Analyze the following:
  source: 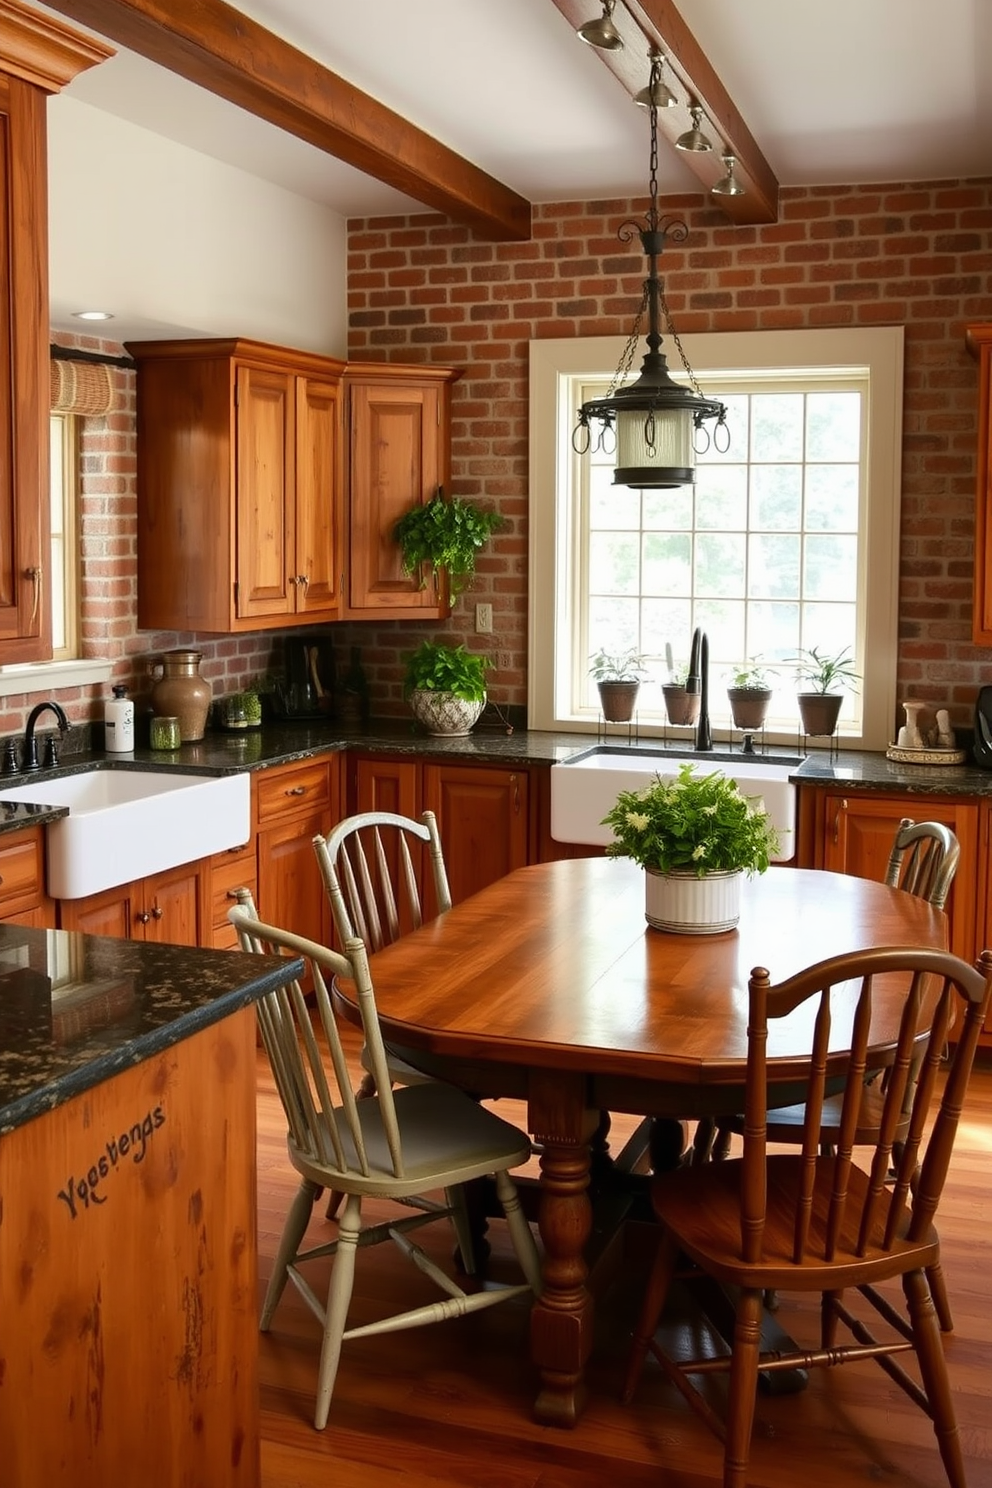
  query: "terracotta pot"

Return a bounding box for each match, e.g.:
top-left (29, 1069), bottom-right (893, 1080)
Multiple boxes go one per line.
top-left (644, 867), bottom-right (743, 934)
top-left (797, 691), bottom-right (844, 737)
top-left (662, 685), bottom-right (700, 728)
top-left (727, 686), bottom-right (772, 732)
top-left (597, 680), bottom-right (640, 723)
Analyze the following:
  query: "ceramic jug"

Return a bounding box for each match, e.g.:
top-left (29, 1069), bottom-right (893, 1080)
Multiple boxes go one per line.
top-left (150, 649), bottom-right (212, 741)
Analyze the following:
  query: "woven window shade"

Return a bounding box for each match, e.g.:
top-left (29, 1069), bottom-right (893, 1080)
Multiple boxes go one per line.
top-left (50, 357), bottom-right (115, 416)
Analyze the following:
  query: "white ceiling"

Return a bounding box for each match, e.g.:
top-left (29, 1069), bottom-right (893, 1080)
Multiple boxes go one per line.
top-left (53, 0), bottom-right (992, 217)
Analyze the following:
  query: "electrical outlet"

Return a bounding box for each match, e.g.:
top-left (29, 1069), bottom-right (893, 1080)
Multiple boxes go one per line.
top-left (475, 602), bottom-right (493, 633)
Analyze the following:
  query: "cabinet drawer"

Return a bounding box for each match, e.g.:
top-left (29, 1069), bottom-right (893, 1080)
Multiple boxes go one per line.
top-left (0, 829), bottom-right (45, 914)
top-left (210, 842), bottom-right (258, 937)
top-left (255, 761), bottom-right (331, 826)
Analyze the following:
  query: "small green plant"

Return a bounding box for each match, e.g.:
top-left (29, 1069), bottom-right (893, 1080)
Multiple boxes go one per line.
top-left (588, 648), bottom-right (648, 683)
top-left (728, 658), bottom-right (775, 690)
top-left (794, 645), bottom-right (860, 695)
top-left (393, 489), bottom-right (506, 602)
top-left (665, 660), bottom-right (690, 688)
top-left (601, 762), bottom-right (780, 878)
top-left (402, 640), bottom-right (491, 703)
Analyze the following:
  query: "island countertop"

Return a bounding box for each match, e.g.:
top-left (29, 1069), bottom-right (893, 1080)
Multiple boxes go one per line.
top-left (0, 922), bottom-right (300, 1134)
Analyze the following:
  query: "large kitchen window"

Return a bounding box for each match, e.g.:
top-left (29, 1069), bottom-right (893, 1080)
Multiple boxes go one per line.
top-left (528, 327), bottom-right (904, 751)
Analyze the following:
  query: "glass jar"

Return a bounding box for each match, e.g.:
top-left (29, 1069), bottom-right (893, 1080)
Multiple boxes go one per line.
top-left (150, 649), bottom-right (212, 742)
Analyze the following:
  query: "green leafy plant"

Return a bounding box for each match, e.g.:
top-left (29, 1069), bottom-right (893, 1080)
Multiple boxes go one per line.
top-left (601, 762), bottom-right (780, 878)
top-left (402, 640), bottom-right (491, 703)
top-left (393, 489), bottom-right (506, 602)
top-left (665, 660), bottom-right (690, 688)
top-left (794, 645), bottom-right (860, 695)
top-left (588, 648), bottom-right (648, 683)
top-left (728, 658), bottom-right (775, 690)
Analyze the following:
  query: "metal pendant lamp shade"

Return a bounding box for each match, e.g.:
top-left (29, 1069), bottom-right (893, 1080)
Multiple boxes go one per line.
top-left (712, 153), bottom-right (745, 196)
top-left (675, 103), bottom-right (713, 153)
top-left (634, 54), bottom-right (676, 109)
top-left (572, 56), bottom-right (727, 489)
top-left (577, 0), bottom-right (623, 50)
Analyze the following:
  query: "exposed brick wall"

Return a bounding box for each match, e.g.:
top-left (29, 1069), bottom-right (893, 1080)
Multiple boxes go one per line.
top-left (341, 179), bottom-right (992, 729)
top-left (7, 179), bottom-right (990, 740)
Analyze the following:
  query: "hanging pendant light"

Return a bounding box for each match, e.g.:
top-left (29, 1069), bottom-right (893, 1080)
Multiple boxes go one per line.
top-left (675, 103), bottom-right (713, 153)
top-left (576, 0), bottom-right (623, 50)
top-left (634, 51), bottom-right (676, 109)
top-left (572, 55), bottom-right (728, 489)
top-left (712, 153), bottom-right (745, 196)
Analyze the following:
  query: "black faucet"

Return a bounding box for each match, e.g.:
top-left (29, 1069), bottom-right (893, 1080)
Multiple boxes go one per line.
top-left (21, 700), bottom-right (70, 772)
top-left (686, 627), bottom-right (712, 752)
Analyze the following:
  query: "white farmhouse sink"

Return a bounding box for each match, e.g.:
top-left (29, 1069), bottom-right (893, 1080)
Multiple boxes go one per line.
top-left (550, 747), bottom-right (798, 862)
top-left (0, 768), bottom-right (251, 899)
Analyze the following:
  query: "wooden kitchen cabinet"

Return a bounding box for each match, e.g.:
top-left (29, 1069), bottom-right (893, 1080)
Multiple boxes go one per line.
top-left (208, 838), bottom-right (258, 950)
top-left (127, 338), bottom-right (345, 633)
top-left (58, 859), bottom-right (207, 945)
top-left (967, 324), bottom-right (992, 645)
top-left (0, 11), bottom-right (110, 661)
top-left (255, 755), bottom-right (340, 946)
top-left (0, 826), bottom-right (55, 927)
top-left (797, 786), bottom-right (980, 964)
top-left (343, 364), bottom-right (460, 619)
top-left (348, 753), bottom-right (529, 906)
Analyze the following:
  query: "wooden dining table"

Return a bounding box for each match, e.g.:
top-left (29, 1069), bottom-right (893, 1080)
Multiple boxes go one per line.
top-left (332, 857), bottom-right (947, 1427)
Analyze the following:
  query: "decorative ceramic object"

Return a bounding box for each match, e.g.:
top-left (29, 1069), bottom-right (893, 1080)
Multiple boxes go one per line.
top-left (150, 649), bottom-right (212, 742)
top-left (644, 867), bottom-right (743, 934)
top-left (408, 688), bottom-right (485, 737)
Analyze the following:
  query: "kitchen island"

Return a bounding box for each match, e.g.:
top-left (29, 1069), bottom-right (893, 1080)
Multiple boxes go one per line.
top-left (0, 922), bottom-right (301, 1488)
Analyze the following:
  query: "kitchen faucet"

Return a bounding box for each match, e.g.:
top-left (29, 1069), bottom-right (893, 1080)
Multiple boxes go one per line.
top-left (21, 700), bottom-right (70, 772)
top-left (686, 628), bottom-right (712, 752)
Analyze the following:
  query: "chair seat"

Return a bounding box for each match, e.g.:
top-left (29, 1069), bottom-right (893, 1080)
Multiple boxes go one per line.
top-left (765, 1076), bottom-right (909, 1146)
top-left (652, 1154), bottom-right (940, 1292)
top-left (291, 1079), bottom-right (534, 1198)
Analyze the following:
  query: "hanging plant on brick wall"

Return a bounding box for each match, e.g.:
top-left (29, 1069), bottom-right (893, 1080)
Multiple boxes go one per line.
top-left (393, 487), bottom-right (506, 606)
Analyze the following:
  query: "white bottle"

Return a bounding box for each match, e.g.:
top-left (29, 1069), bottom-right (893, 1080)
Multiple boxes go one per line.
top-left (104, 684), bottom-right (135, 753)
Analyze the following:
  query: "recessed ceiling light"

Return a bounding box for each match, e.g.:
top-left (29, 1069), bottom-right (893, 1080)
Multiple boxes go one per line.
top-left (72, 309), bottom-right (115, 321)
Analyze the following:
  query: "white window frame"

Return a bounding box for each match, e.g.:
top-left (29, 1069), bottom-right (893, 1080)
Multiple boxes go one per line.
top-left (528, 326), bottom-right (904, 751)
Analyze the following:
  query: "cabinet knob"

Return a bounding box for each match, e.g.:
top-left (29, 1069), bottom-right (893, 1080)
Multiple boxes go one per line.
top-left (151, 905), bottom-right (164, 920)
top-left (286, 785), bottom-right (307, 797)
top-left (136, 910), bottom-right (151, 924)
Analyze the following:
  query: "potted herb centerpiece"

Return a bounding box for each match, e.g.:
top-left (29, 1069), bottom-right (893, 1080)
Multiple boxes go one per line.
top-left (601, 762), bottom-right (780, 933)
top-left (794, 645), bottom-right (860, 738)
top-left (589, 648), bottom-right (648, 722)
top-left (403, 639), bottom-right (490, 736)
top-left (726, 658), bottom-right (775, 733)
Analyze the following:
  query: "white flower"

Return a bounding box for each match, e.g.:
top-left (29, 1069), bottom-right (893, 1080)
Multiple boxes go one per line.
top-left (626, 810), bottom-right (649, 831)
top-left (703, 803), bottom-right (718, 815)
top-left (692, 843), bottom-right (707, 860)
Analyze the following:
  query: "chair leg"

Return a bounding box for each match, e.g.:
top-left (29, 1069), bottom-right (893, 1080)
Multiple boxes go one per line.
top-left (494, 1168), bottom-right (542, 1293)
top-left (622, 1226), bottom-right (680, 1404)
top-left (314, 1192), bottom-right (362, 1431)
top-left (904, 1268), bottom-right (967, 1488)
top-left (262, 1178), bottom-right (319, 1330)
top-left (723, 1287), bottom-right (764, 1488)
top-left (444, 1184), bottom-right (477, 1277)
top-left (926, 1258), bottom-right (954, 1333)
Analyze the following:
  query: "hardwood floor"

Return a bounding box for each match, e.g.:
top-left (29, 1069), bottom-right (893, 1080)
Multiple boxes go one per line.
top-left (257, 1033), bottom-right (992, 1488)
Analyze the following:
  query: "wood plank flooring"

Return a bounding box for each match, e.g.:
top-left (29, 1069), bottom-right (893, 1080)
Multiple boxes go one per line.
top-left (257, 1033), bottom-right (992, 1488)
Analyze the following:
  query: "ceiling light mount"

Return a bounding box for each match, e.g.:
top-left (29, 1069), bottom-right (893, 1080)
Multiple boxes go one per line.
top-left (572, 55), bottom-right (728, 489)
top-left (576, 0), bottom-right (624, 51)
top-left (675, 103), bottom-right (713, 153)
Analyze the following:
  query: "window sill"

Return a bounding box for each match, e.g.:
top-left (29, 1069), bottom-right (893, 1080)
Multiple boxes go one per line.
top-left (0, 658), bottom-right (113, 698)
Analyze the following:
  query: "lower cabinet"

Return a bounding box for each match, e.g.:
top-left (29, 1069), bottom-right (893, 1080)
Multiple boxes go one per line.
top-left (0, 826), bottom-right (55, 927)
top-left (58, 859), bottom-right (207, 944)
top-left (349, 754), bottom-right (530, 906)
top-left (208, 838), bottom-right (258, 950)
top-left (254, 755), bottom-right (340, 945)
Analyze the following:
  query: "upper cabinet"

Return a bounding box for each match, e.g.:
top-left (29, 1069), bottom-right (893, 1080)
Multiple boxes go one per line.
top-left (343, 363), bottom-right (461, 620)
top-left (127, 338), bottom-right (346, 633)
top-left (968, 325), bottom-right (992, 644)
top-left (0, 6), bottom-right (110, 661)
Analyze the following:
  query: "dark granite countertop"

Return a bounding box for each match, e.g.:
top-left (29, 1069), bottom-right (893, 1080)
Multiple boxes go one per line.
top-left (0, 922), bottom-right (301, 1134)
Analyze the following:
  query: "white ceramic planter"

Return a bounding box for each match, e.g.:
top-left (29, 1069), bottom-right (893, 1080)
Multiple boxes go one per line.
top-left (644, 866), bottom-right (743, 934)
top-left (408, 688), bottom-right (485, 737)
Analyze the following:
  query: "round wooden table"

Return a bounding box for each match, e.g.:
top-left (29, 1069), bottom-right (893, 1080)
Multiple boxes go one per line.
top-left (335, 858), bottom-right (947, 1426)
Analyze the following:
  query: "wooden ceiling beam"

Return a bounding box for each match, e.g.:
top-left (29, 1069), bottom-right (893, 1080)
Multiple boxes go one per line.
top-left (39, 0), bottom-right (532, 241)
top-left (549, 0), bottom-right (779, 224)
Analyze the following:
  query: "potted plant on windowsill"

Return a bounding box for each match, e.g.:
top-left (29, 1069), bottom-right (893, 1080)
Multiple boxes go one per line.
top-left (726, 659), bottom-right (775, 732)
top-left (794, 645), bottom-right (860, 737)
top-left (393, 488), bottom-right (506, 609)
top-left (601, 762), bottom-right (780, 934)
top-left (589, 648), bottom-right (648, 723)
top-left (661, 660), bottom-right (700, 728)
top-left (403, 639), bottom-right (491, 736)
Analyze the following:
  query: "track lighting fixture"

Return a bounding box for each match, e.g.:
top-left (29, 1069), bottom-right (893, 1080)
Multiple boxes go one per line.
top-left (711, 152), bottom-right (745, 197)
top-left (576, 0), bottom-right (624, 50)
top-left (675, 103), bottom-right (713, 153)
top-left (634, 51), bottom-right (676, 108)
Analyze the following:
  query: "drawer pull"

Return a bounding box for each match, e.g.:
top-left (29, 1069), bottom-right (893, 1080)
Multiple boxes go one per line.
top-left (286, 785), bottom-right (307, 797)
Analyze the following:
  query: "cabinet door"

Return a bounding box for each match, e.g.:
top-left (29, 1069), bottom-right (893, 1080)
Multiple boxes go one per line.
top-left (351, 754), bottom-right (421, 819)
top-left (346, 379), bottom-right (447, 616)
top-left (235, 363), bottom-right (295, 620)
top-left (423, 763), bottom-right (529, 905)
top-left (139, 862), bottom-right (204, 947)
top-left (295, 376), bottom-right (341, 618)
top-left (820, 791), bottom-right (979, 962)
top-left (257, 807), bottom-right (332, 946)
top-left (59, 883), bottom-right (136, 938)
